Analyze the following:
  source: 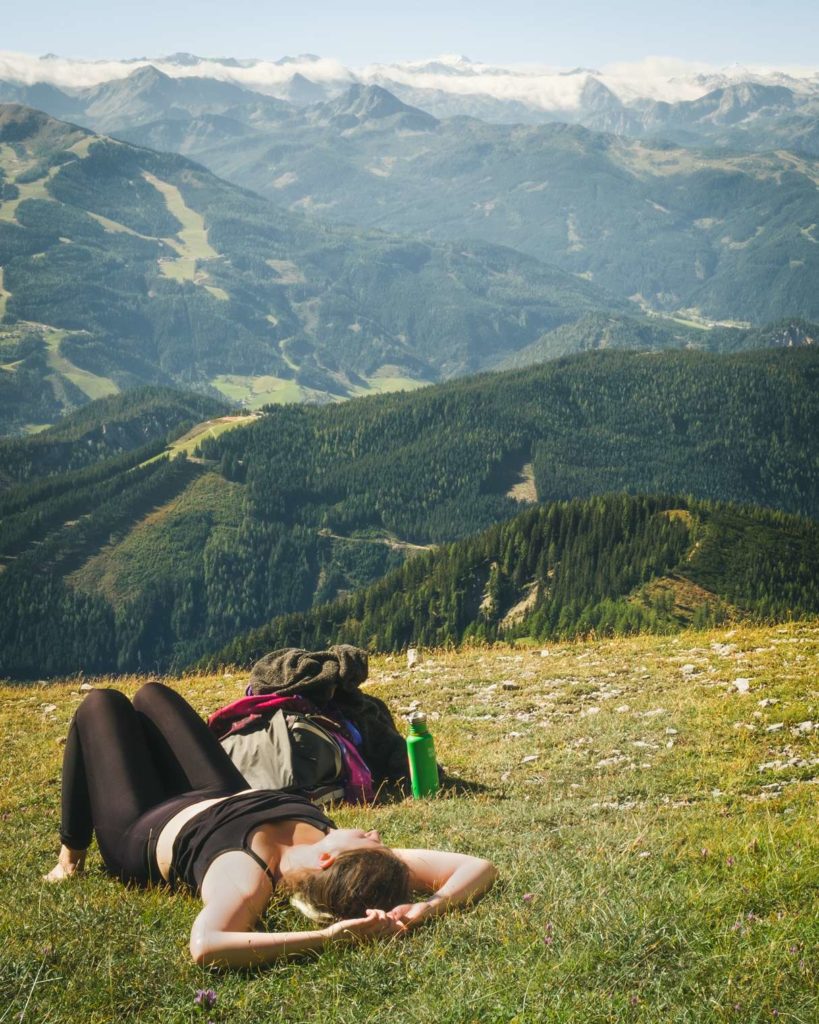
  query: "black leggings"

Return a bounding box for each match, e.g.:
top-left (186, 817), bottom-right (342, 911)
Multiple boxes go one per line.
top-left (61, 682), bottom-right (248, 885)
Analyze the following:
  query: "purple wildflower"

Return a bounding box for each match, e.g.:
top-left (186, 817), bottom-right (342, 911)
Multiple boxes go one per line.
top-left (544, 935), bottom-right (554, 947)
top-left (726, 856), bottom-right (735, 867)
top-left (522, 893), bottom-right (535, 903)
top-left (194, 989), bottom-right (217, 1010)
top-left (629, 994), bottom-right (640, 1006)
top-left (701, 848), bottom-right (709, 859)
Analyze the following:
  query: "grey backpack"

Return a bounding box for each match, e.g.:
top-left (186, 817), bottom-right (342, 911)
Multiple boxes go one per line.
top-left (220, 710), bottom-right (344, 793)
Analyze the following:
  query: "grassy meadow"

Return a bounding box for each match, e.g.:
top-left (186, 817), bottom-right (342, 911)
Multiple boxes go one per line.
top-left (0, 622), bottom-right (816, 1023)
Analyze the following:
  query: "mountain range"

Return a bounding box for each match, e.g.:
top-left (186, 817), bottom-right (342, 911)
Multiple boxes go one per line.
top-left (3, 51), bottom-right (819, 149)
top-left (4, 67), bottom-right (818, 327)
top-left (1, 347), bottom-right (815, 676)
top-left (119, 81), bottom-right (818, 324)
top-left (0, 103), bottom-right (622, 433)
top-left (4, 99), bottom-right (817, 434)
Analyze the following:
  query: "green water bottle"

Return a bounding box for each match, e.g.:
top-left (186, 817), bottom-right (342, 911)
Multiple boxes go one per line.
top-left (407, 712), bottom-right (439, 798)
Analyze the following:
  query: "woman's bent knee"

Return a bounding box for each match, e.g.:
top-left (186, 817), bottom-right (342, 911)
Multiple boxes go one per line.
top-left (133, 681), bottom-right (175, 709)
top-left (77, 687), bottom-right (130, 719)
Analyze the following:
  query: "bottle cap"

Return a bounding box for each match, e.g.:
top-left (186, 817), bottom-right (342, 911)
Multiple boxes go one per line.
top-left (409, 711), bottom-right (427, 729)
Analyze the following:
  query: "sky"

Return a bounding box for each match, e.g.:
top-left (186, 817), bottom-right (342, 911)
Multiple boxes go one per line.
top-left (3, 0), bottom-right (818, 68)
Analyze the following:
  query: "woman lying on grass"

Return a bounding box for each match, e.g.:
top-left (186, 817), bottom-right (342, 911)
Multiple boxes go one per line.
top-left (47, 682), bottom-right (497, 967)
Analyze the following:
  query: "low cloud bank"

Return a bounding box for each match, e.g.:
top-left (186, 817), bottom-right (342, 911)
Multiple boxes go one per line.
top-left (1, 50), bottom-right (817, 109)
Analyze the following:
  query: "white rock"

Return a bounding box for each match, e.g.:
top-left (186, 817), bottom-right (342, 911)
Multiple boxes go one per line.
top-left (579, 706), bottom-right (600, 718)
top-left (540, 649), bottom-right (550, 657)
top-left (520, 755), bottom-right (539, 764)
top-left (643, 708), bottom-right (666, 717)
top-left (733, 678), bottom-right (751, 693)
top-left (758, 698), bottom-right (778, 707)
top-left (615, 705), bottom-right (631, 713)
top-left (681, 664), bottom-right (697, 675)
top-left (765, 723), bottom-right (785, 733)
top-left (596, 756), bottom-right (624, 767)
top-left (795, 720), bottom-right (814, 733)
top-left (711, 642), bottom-right (736, 656)
top-left (406, 648), bottom-right (418, 668)
top-left (665, 727), bottom-right (678, 735)
top-left (666, 740), bottom-right (675, 749)
top-left (41, 703), bottom-right (57, 714)
top-left (79, 682), bottom-right (94, 692)
top-left (501, 680), bottom-right (520, 691)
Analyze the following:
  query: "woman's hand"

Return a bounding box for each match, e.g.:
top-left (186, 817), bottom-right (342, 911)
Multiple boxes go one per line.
top-left (322, 908), bottom-right (407, 944)
top-left (387, 899), bottom-right (438, 929)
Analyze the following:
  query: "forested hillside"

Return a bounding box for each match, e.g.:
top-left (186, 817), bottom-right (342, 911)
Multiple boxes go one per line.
top-left (0, 347), bottom-right (815, 678)
top-left (210, 494), bottom-right (819, 664)
top-left (0, 103), bottom-right (618, 432)
top-left (104, 85), bottom-right (819, 324)
top-left (0, 386), bottom-right (228, 486)
top-left (497, 314), bottom-right (819, 369)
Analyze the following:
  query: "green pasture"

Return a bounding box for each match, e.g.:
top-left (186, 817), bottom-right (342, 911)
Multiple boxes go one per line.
top-left (1, 622), bottom-right (816, 1022)
top-left (144, 172), bottom-right (219, 286)
top-left (42, 328), bottom-right (119, 401)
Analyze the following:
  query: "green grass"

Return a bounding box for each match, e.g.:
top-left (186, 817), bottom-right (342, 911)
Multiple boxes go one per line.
top-left (68, 471), bottom-right (244, 605)
top-left (166, 414), bottom-right (259, 459)
top-left (0, 267), bottom-right (9, 319)
top-left (42, 328), bottom-right (119, 400)
top-left (357, 373), bottom-right (431, 396)
top-left (0, 175), bottom-right (51, 223)
top-left (0, 621), bottom-right (816, 1022)
top-left (210, 374), bottom-right (324, 408)
top-left (144, 172), bottom-right (218, 285)
top-left (210, 372), bottom-right (430, 410)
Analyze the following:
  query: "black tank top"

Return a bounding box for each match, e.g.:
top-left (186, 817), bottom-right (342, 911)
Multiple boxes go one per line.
top-left (170, 790), bottom-right (335, 893)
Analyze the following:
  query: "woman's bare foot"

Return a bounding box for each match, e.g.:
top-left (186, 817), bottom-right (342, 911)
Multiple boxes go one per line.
top-left (44, 845), bottom-right (86, 882)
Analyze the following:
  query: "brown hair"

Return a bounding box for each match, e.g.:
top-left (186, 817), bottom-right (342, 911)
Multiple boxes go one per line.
top-left (282, 847), bottom-right (411, 922)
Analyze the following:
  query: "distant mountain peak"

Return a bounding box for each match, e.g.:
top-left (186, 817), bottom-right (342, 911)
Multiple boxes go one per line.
top-left (320, 83), bottom-right (438, 128)
top-left (160, 52), bottom-right (203, 66)
top-left (580, 76), bottom-right (623, 111)
top-left (128, 64), bottom-right (172, 84)
top-left (276, 54), bottom-right (323, 66)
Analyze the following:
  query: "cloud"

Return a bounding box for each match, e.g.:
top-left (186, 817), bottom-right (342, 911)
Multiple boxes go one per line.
top-left (0, 51), bottom-right (354, 94)
top-left (1, 50), bottom-right (817, 109)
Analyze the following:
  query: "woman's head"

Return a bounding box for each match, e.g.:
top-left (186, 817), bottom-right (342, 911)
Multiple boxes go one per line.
top-left (282, 844), bottom-right (411, 923)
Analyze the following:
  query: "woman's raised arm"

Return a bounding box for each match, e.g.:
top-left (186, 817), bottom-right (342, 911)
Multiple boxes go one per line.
top-left (189, 851), bottom-right (405, 968)
top-left (387, 848), bottom-right (498, 928)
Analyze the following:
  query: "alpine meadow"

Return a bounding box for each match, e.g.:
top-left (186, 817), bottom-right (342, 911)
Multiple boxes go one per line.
top-left (0, 18), bottom-right (817, 1024)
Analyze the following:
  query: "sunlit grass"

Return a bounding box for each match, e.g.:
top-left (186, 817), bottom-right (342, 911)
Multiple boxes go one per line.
top-left (1, 622), bottom-right (816, 1022)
